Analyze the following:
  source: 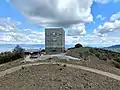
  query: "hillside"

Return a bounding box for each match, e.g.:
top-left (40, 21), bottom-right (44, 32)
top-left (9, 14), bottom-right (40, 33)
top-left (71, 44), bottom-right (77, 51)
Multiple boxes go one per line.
top-left (0, 47), bottom-right (120, 90)
top-left (66, 47), bottom-right (120, 74)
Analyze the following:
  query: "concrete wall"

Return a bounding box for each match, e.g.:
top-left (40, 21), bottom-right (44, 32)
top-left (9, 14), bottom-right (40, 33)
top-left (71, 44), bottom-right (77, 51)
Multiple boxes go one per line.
top-left (45, 28), bottom-right (65, 54)
top-left (45, 47), bottom-right (65, 54)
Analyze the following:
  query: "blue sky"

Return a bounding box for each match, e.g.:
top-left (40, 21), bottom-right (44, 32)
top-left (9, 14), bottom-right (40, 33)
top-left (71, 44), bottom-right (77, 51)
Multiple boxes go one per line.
top-left (0, 0), bottom-right (120, 47)
top-left (0, 0), bottom-right (43, 31)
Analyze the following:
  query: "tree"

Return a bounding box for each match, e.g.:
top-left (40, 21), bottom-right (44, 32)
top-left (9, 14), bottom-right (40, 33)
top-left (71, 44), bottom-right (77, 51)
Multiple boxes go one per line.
top-left (41, 49), bottom-right (45, 52)
top-left (75, 43), bottom-right (83, 48)
top-left (13, 45), bottom-right (25, 58)
top-left (13, 45), bottom-right (24, 53)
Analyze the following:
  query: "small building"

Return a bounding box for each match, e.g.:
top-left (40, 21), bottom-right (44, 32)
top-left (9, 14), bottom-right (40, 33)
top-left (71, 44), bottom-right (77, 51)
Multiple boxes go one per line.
top-left (24, 49), bottom-right (41, 55)
top-left (45, 28), bottom-right (65, 54)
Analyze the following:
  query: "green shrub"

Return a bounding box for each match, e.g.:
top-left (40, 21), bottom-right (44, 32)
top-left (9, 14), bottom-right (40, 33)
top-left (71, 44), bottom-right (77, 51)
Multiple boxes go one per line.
top-left (75, 43), bottom-right (83, 48)
top-left (79, 52), bottom-right (83, 58)
top-left (95, 53), bottom-right (100, 58)
top-left (112, 61), bottom-right (120, 69)
top-left (102, 56), bottom-right (107, 61)
top-left (114, 57), bottom-right (120, 63)
top-left (0, 52), bottom-right (24, 64)
top-left (89, 48), bottom-right (95, 53)
top-left (67, 47), bottom-right (74, 50)
top-left (83, 51), bottom-right (90, 57)
top-left (0, 45), bottom-right (24, 64)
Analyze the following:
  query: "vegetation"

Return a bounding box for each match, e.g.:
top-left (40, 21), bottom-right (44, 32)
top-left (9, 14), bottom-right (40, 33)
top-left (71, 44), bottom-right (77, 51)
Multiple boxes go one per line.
top-left (67, 43), bottom-right (83, 51)
top-left (67, 47), bottom-right (75, 50)
top-left (0, 45), bottom-right (24, 64)
top-left (112, 61), bottom-right (120, 69)
top-left (75, 43), bottom-right (83, 48)
top-left (67, 46), bottom-right (120, 69)
top-left (41, 49), bottom-right (45, 52)
top-left (13, 45), bottom-right (24, 53)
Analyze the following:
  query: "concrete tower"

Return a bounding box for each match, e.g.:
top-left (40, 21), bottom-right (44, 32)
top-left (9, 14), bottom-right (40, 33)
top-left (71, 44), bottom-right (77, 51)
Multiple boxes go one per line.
top-left (45, 28), bottom-right (65, 54)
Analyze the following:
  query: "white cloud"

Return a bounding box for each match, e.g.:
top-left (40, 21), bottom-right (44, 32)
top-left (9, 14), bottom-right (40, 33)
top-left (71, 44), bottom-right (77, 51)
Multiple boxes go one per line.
top-left (10, 0), bottom-right (94, 36)
top-left (0, 29), bottom-right (45, 44)
top-left (94, 20), bottom-right (120, 36)
top-left (110, 12), bottom-right (120, 21)
top-left (0, 17), bottom-right (45, 44)
top-left (67, 23), bottom-right (86, 36)
top-left (96, 15), bottom-right (106, 20)
top-left (0, 18), bottom-right (120, 47)
top-left (94, 0), bottom-right (111, 4)
top-left (66, 35), bottom-right (120, 47)
top-left (0, 17), bottom-right (21, 33)
top-left (11, 0), bottom-right (93, 26)
top-left (94, 0), bottom-right (120, 4)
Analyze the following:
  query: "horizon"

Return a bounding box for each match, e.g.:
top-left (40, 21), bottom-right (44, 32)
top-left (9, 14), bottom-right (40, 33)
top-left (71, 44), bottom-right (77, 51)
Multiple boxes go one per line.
top-left (0, 0), bottom-right (120, 47)
top-left (0, 43), bottom-right (119, 53)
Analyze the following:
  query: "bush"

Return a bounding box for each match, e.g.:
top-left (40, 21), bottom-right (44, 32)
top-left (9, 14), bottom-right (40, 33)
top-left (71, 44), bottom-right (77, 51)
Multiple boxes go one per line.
top-left (112, 61), bottom-right (120, 69)
top-left (102, 56), bottom-right (107, 61)
top-left (114, 57), bottom-right (120, 63)
top-left (13, 45), bottom-right (24, 54)
top-left (41, 49), bottom-right (45, 52)
top-left (67, 47), bottom-right (74, 50)
top-left (95, 53), bottom-right (100, 58)
top-left (75, 43), bottom-right (83, 48)
top-left (89, 48), bottom-right (94, 53)
top-left (0, 45), bottom-right (24, 64)
top-left (79, 52), bottom-right (83, 58)
top-left (0, 52), bottom-right (24, 64)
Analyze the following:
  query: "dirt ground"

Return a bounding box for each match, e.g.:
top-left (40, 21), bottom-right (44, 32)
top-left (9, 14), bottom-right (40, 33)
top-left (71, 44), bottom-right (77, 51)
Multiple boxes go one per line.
top-left (0, 64), bottom-right (120, 90)
top-left (0, 59), bottom-right (28, 72)
top-left (1, 57), bottom-right (120, 76)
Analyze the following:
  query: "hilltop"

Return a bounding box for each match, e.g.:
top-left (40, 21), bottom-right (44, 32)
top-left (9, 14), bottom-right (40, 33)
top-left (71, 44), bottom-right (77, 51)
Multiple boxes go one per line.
top-left (0, 46), bottom-right (120, 90)
top-left (66, 47), bottom-right (120, 74)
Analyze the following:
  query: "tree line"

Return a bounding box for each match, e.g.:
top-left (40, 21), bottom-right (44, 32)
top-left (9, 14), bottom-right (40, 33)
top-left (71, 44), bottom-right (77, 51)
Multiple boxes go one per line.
top-left (0, 45), bottom-right (24, 64)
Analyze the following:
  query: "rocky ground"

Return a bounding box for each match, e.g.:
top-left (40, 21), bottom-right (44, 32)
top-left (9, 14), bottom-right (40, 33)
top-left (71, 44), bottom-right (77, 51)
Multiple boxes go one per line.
top-left (0, 64), bottom-right (120, 90)
top-left (1, 56), bottom-right (120, 76)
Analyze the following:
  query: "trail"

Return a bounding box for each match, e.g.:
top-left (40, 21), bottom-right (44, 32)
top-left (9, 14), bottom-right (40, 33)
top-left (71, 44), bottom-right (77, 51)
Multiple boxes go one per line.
top-left (0, 62), bottom-right (120, 81)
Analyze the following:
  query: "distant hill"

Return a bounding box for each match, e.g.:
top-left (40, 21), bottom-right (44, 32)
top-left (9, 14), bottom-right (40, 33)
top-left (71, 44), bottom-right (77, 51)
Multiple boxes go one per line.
top-left (106, 45), bottom-right (120, 48)
top-left (104, 45), bottom-right (120, 53)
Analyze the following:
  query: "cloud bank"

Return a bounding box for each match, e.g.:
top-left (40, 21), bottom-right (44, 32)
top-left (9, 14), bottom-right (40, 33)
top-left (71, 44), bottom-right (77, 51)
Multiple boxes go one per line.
top-left (0, 18), bottom-right (120, 47)
top-left (0, 17), bottom-right (45, 44)
top-left (11, 0), bottom-right (94, 36)
top-left (0, 0), bottom-right (119, 46)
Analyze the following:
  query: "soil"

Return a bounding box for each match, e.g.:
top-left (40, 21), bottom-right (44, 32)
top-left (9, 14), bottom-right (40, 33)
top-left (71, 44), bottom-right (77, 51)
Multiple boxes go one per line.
top-left (1, 56), bottom-right (120, 76)
top-left (0, 64), bottom-right (120, 90)
top-left (0, 59), bottom-right (28, 72)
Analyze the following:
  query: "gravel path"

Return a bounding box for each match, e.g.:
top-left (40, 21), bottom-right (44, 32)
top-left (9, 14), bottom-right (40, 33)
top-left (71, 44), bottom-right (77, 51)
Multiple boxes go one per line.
top-left (0, 62), bottom-right (120, 81)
